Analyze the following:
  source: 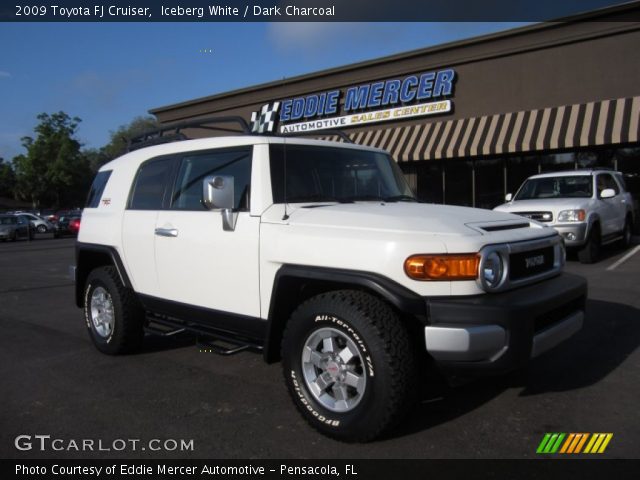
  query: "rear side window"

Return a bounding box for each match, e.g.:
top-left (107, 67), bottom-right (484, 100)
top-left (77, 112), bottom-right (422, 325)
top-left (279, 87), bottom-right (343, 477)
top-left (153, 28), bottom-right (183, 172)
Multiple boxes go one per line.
top-left (171, 147), bottom-right (252, 211)
top-left (128, 158), bottom-right (174, 210)
top-left (85, 170), bottom-right (112, 208)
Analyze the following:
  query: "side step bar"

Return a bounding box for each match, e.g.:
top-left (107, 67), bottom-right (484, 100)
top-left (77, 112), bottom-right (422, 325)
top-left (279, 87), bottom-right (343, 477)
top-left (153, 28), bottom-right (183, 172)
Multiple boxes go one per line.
top-left (145, 314), bottom-right (263, 355)
top-left (196, 337), bottom-right (251, 356)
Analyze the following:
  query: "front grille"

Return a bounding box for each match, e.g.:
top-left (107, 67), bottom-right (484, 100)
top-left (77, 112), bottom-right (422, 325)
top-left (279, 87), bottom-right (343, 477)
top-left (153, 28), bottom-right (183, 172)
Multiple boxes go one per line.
top-left (514, 211), bottom-right (553, 222)
top-left (534, 297), bottom-right (585, 333)
top-left (509, 246), bottom-right (555, 281)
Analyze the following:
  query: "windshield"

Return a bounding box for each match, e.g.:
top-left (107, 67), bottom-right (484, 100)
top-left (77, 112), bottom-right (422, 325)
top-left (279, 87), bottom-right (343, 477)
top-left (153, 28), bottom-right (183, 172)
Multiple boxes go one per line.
top-left (269, 144), bottom-right (415, 203)
top-left (514, 175), bottom-right (593, 200)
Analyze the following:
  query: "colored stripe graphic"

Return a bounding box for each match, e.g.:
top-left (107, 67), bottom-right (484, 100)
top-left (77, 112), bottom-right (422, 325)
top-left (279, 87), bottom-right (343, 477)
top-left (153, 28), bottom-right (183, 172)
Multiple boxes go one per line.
top-left (584, 433), bottom-right (614, 454)
top-left (537, 433), bottom-right (613, 454)
top-left (536, 433), bottom-right (565, 453)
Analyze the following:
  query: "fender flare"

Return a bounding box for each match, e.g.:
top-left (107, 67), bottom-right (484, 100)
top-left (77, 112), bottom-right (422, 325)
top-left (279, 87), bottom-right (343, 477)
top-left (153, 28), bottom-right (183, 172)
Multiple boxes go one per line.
top-left (75, 243), bottom-right (133, 307)
top-left (263, 264), bottom-right (427, 362)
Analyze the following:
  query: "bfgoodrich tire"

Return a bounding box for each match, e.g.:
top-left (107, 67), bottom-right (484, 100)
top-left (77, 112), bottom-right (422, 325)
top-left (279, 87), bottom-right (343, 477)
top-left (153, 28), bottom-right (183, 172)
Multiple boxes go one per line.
top-left (281, 290), bottom-right (416, 442)
top-left (83, 266), bottom-right (144, 355)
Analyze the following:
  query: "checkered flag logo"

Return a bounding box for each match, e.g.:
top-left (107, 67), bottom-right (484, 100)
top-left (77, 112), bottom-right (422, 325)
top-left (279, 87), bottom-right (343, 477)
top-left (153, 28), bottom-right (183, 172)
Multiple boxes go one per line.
top-left (250, 102), bottom-right (280, 134)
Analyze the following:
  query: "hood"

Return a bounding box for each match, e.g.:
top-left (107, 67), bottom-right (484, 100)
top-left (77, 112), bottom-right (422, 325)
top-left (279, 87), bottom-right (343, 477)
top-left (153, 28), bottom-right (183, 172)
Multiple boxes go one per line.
top-left (495, 198), bottom-right (590, 212)
top-left (264, 202), bottom-right (539, 237)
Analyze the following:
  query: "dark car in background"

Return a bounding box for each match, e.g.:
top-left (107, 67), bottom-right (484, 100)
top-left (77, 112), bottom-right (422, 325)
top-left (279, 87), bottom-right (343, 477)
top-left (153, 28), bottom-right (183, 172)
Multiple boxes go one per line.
top-left (54, 216), bottom-right (81, 238)
top-left (0, 214), bottom-right (34, 241)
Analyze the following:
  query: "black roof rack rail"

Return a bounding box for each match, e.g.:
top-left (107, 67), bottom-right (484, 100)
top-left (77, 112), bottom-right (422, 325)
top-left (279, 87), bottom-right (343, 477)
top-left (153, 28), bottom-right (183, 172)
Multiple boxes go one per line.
top-left (127, 116), bottom-right (251, 152)
top-left (283, 129), bottom-right (354, 144)
top-left (126, 116), bottom-right (356, 151)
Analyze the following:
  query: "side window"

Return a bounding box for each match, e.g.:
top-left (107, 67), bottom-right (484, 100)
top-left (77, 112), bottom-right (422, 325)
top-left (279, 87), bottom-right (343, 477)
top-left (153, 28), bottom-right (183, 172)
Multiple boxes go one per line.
top-left (597, 174), bottom-right (619, 196)
top-left (614, 174), bottom-right (627, 192)
top-left (128, 158), bottom-right (174, 210)
top-left (85, 170), bottom-right (112, 208)
top-left (171, 147), bottom-right (252, 211)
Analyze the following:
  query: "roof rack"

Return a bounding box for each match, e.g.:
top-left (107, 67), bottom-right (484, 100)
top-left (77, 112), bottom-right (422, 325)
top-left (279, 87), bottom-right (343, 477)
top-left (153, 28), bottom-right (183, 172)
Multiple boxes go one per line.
top-left (285, 129), bottom-right (354, 144)
top-left (127, 116), bottom-right (251, 151)
top-left (127, 115), bottom-right (354, 151)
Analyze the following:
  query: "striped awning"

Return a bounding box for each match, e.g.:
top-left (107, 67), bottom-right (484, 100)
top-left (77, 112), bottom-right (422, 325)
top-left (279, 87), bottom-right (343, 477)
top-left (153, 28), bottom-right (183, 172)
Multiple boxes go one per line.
top-left (319, 96), bottom-right (640, 162)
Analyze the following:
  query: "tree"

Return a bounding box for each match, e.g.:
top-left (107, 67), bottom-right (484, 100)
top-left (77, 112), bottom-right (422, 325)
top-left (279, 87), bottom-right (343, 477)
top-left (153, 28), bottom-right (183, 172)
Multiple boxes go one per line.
top-left (101, 116), bottom-right (159, 165)
top-left (13, 112), bottom-right (91, 208)
top-left (0, 157), bottom-right (16, 199)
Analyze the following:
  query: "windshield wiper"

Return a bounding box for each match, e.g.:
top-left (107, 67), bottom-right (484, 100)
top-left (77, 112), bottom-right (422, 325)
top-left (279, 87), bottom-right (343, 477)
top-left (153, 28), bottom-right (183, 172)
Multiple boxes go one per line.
top-left (382, 195), bottom-right (418, 202)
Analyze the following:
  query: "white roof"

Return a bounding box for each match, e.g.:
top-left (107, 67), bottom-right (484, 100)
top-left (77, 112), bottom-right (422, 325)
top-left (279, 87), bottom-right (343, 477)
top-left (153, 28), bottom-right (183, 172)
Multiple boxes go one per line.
top-left (528, 169), bottom-right (619, 180)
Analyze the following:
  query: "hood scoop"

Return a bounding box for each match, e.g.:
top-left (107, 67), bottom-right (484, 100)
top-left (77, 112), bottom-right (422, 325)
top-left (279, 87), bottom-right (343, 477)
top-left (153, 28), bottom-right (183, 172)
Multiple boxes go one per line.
top-left (466, 220), bottom-right (533, 233)
top-left (480, 222), bottom-right (531, 232)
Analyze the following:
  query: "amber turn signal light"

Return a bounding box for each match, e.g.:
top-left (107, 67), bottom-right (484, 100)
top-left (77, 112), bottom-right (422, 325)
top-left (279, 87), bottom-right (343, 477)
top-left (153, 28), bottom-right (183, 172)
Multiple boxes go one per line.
top-left (404, 254), bottom-right (479, 281)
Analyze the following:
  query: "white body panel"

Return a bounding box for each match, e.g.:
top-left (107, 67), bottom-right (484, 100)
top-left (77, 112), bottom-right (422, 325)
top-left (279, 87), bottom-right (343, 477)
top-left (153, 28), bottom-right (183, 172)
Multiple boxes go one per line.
top-left (80, 135), bottom-right (565, 321)
top-left (154, 211), bottom-right (261, 316)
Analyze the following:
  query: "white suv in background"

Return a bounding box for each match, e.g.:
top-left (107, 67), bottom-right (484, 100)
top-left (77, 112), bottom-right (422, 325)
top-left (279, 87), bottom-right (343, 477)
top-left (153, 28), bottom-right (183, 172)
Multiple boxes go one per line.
top-left (494, 170), bottom-right (635, 263)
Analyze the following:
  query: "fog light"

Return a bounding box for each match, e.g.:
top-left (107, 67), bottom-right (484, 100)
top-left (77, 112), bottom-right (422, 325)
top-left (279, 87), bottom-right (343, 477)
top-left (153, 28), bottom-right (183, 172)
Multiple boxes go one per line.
top-left (565, 233), bottom-right (576, 241)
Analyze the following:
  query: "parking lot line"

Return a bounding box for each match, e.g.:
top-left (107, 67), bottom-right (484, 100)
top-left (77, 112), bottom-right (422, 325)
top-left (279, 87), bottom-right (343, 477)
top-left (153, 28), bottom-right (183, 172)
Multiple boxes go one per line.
top-left (606, 244), bottom-right (640, 271)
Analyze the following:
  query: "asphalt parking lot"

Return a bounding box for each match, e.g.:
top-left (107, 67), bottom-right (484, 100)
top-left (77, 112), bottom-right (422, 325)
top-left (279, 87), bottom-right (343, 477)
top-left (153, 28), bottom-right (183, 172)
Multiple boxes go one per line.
top-left (1, 237), bottom-right (639, 459)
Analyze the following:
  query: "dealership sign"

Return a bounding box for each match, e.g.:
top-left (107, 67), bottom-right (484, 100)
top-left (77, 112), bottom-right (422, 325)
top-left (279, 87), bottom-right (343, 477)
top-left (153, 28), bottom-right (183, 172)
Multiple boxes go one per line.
top-left (250, 69), bottom-right (456, 134)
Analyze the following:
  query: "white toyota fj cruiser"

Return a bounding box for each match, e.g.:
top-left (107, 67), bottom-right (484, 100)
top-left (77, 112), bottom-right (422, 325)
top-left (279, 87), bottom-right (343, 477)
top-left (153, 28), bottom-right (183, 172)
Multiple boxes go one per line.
top-left (73, 123), bottom-right (587, 442)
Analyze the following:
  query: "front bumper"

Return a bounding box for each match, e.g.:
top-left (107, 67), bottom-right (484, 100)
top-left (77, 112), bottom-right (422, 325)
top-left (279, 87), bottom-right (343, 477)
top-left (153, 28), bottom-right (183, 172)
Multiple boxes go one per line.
top-left (552, 223), bottom-right (588, 246)
top-left (424, 272), bottom-right (587, 375)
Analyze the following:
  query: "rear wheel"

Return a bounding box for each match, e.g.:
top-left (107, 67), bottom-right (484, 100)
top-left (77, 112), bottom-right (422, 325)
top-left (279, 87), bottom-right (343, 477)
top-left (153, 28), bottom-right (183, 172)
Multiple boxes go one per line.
top-left (83, 266), bottom-right (144, 354)
top-left (281, 290), bottom-right (416, 442)
top-left (36, 224), bottom-right (47, 234)
top-left (578, 225), bottom-right (601, 264)
top-left (621, 216), bottom-right (633, 248)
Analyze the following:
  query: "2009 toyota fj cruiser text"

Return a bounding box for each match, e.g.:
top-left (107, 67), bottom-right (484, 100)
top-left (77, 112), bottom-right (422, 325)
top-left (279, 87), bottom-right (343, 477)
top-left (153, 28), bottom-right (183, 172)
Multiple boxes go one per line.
top-left (73, 132), bottom-right (587, 442)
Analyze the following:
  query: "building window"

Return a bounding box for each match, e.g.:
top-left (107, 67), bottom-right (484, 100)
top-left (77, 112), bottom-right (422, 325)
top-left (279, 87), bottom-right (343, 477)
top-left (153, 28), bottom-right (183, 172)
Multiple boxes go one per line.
top-left (407, 161), bottom-right (443, 204)
top-left (444, 159), bottom-right (473, 207)
top-left (506, 156), bottom-right (540, 197)
top-left (474, 158), bottom-right (504, 209)
top-left (539, 152), bottom-right (576, 172)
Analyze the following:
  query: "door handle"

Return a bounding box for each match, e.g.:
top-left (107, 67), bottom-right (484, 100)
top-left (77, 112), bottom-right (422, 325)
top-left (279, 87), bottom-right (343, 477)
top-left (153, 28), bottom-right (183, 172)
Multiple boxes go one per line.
top-left (154, 227), bottom-right (178, 237)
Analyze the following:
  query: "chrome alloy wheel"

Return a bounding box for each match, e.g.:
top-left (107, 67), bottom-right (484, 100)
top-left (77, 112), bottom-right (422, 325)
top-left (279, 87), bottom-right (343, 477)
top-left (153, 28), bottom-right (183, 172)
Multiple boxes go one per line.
top-left (301, 327), bottom-right (367, 412)
top-left (90, 286), bottom-right (115, 338)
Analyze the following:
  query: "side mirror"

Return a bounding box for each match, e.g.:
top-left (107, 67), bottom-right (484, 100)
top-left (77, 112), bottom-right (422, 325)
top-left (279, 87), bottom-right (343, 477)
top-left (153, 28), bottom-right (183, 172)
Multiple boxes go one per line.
top-left (505, 193), bottom-right (513, 202)
top-left (600, 188), bottom-right (616, 199)
top-left (203, 175), bottom-right (238, 231)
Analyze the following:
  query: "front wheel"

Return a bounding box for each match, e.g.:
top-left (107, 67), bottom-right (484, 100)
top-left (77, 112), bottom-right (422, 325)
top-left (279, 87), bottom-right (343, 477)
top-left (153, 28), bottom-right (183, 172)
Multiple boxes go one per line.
top-left (281, 290), bottom-right (416, 442)
top-left (83, 266), bottom-right (144, 354)
top-left (578, 226), bottom-right (600, 264)
top-left (36, 224), bottom-right (47, 234)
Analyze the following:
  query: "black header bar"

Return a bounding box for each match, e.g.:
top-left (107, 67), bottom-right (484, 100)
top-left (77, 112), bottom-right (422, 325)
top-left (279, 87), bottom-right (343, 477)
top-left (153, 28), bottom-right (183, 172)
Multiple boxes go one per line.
top-left (5, 459), bottom-right (640, 480)
top-left (2, 0), bottom-right (638, 22)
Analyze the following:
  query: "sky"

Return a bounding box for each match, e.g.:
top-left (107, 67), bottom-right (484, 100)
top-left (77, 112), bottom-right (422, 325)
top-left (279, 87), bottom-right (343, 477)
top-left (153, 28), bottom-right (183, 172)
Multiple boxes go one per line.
top-left (0, 22), bottom-right (535, 160)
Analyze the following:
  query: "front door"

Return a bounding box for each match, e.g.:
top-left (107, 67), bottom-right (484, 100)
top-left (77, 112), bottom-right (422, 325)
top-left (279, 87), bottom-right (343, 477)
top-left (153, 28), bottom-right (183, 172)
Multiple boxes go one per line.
top-left (154, 146), bottom-right (261, 319)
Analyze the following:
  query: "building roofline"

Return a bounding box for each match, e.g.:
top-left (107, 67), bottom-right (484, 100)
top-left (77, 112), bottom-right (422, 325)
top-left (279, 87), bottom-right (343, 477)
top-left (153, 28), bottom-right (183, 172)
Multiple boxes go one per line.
top-left (150, 1), bottom-right (640, 115)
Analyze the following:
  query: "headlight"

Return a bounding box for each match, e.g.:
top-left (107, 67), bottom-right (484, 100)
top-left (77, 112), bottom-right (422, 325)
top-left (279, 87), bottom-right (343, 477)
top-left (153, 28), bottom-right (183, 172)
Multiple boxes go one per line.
top-left (481, 251), bottom-right (504, 290)
top-left (557, 209), bottom-right (586, 222)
